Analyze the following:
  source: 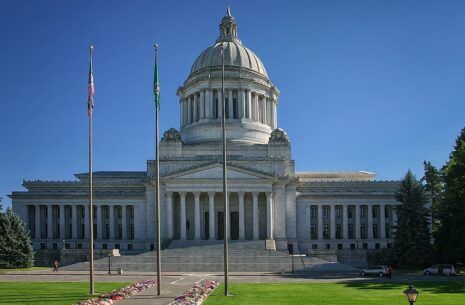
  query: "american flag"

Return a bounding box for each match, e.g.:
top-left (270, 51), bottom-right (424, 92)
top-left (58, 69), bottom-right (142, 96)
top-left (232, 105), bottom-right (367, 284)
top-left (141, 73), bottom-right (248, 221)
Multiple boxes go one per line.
top-left (88, 47), bottom-right (94, 117)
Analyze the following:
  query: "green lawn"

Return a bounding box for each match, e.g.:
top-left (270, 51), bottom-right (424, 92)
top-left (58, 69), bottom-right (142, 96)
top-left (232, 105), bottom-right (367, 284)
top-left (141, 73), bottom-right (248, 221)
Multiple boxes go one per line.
top-left (0, 282), bottom-right (130, 305)
top-left (205, 282), bottom-right (465, 305)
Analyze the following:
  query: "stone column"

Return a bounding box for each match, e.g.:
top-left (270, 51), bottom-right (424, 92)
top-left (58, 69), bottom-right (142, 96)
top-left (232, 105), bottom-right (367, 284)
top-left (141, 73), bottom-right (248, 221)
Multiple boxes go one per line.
top-left (47, 205), bottom-right (53, 239)
top-left (252, 192), bottom-right (259, 240)
top-left (367, 205), bottom-right (373, 240)
top-left (255, 94), bottom-right (259, 122)
top-left (193, 93), bottom-right (198, 122)
top-left (187, 96), bottom-right (192, 125)
top-left (263, 97), bottom-right (267, 124)
top-left (266, 192), bottom-right (274, 239)
top-left (194, 192), bottom-right (201, 240)
top-left (270, 100), bottom-right (275, 128)
top-left (180, 192), bottom-right (187, 240)
top-left (109, 205), bottom-right (115, 240)
top-left (121, 205), bottom-right (127, 240)
top-left (84, 205), bottom-right (90, 239)
top-left (273, 101), bottom-right (277, 128)
top-left (247, 90), bottom-right (252, 119)
top-left (166, 192), bottom-right (173, 239)
top-left (380, 204), bottom-right (386, 239)
top-left (200, 90), bottom-right (205, 119)
top-left (97, 205), bottom-right (103, 239)
top-left (59, 205), bottom-right (65, 239)
top-left (208, 192), bottom-right (215, 240)
top-left (240, 89), bottom-right (246, 119)
top-left (343, 205), bottom-right (349, 239)
top-left (228, 89), bottom-right (233, 119)
top-left (317, 205), bottom-right (323, 240)
top-left (330, 205), bottom-right (336, 240)
top-left (355, 204), bottom-right (361, 240)
top-left (238, 192), bottom-right (245, 240)
top-left (71, 205), bottom-right (78, 239)
top-left (217, 89), bottom-right (222, 118)
top-left (35, 205), bottom-right (41, 239)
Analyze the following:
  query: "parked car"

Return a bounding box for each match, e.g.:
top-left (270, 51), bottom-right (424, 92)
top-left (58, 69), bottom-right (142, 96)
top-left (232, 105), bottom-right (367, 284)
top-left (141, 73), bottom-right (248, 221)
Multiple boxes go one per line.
top-left (359, 265), bottom-right (389, 277)
top-left (423, 264), bottom-right (457, 276)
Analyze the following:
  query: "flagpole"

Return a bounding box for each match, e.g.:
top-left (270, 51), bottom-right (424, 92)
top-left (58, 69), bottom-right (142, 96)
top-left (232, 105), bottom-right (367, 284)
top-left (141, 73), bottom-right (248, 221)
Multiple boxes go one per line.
top-left (154, 43), bottom-right (161, 296)
top-left (221, 42), bottom-right (229, 296)
top-left (88, 45), bottom-right (95, 295)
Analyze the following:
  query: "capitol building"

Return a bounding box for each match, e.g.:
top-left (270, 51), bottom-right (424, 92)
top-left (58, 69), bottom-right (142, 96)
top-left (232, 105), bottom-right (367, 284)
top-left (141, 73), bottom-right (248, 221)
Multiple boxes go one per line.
top-left (11, 8), bottom-right (401, 258)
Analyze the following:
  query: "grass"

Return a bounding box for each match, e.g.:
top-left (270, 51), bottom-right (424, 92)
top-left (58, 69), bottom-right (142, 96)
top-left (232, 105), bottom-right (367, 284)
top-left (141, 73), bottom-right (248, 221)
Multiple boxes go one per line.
top-left (0, 267), bottom-right (49, 274)
top-left (205, 281), bottom-right (465, 305)
top-left (0, 282), bottom-right (130, 305)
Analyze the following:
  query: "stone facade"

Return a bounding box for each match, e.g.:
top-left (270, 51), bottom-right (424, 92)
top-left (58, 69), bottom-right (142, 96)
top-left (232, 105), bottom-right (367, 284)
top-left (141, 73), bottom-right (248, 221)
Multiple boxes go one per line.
top-left (10, 8), bottom-right (406, 255)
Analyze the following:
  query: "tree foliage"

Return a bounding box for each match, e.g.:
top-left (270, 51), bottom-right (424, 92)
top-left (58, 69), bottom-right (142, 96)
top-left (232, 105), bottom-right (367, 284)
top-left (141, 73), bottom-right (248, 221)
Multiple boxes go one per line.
top-left (393, 170), bottom-right (433, 268)
top-left (0, 207), bottom-right (34, 268)
top-left (435, 127), bottom-right (465, 263)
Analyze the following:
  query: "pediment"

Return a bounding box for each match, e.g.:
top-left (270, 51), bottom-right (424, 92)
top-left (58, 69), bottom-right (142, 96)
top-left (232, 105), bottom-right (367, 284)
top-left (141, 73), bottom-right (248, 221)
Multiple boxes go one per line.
top-left (163, 163), bottom-right (273, 180)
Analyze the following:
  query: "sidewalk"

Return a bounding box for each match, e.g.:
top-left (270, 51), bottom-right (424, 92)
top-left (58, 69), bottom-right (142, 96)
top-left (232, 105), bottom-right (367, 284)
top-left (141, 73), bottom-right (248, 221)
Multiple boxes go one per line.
top-left (117, 283), bottom-right (192, 305)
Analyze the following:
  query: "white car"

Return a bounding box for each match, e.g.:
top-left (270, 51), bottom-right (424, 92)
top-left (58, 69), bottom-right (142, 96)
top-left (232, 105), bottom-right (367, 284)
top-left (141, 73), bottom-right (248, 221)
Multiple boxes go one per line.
top-left (359, 265), bottom-right (389, 277)
top-left (423, 264), bottom-right (457, 276)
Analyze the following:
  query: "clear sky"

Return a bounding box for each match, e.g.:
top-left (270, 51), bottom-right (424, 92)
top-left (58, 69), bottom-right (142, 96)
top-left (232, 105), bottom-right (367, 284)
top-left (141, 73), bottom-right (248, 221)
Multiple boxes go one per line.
top-left (1, 0), bottom-right (464, 207)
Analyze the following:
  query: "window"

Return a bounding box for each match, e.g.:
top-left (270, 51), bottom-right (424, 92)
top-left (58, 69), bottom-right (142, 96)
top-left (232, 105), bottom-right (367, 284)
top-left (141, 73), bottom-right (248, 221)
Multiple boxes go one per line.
top-left (361, 224), bottom-right (366, 239)
top-left (348, 207), bottom-right (353, 219)
top-left (65, 243), bottom-right (70, 249)
top-left (385, 205), bottom-right (390, 218)
top-left (337, 244), bottom-right (343, 250)
top-left (336, 224), bottom-right (342, 239)
top-left (323, 207), bottom-right (329, 219)
top-left (40, 243), bottom-right (46, 250)
top-left (323, 224), bottom-right (329, 239)
top-left (214, 98), bottom-right (218, 118)
top-left (375, 243), bottom-right (380, 250)
top-left (118, 224), bottom-right (122, 239)
top-left (150, 244), bottom-right (155, 251)
top-left (336, 207), bottom-right (341, 219)
top-left (128, 244), bottom-right (133, 250)
top-left (225, 98), bottom-right (229, 118)
top-left (387, 243), bottom-right (392, 248)
top-left (77, 243), bottom-right (83, 249)
top-left (312, 244), bottom-right (318, 250)
top-left (52, 243), bottom-right (57, 250)
top-left (348, 224), bottom-right (354, 239)
top-left (363, 243), bottom-right (368, 249)
top-left (115, 243), bottom-right (120, 249)
top-left (310, 224), bottom-right (317, 239)
top-left (360, 206), bottom-right (366, 218)
top-left (373, 206), bottom-right (378, 218)
top-left (233, 98), bottom-right (238, 119)
top-left (326, 244), bottom-right (330, 250)
top-left (102, 243), bottom-right (107, 250)
top-left (373, 224), bottom-right (378, 239)
top-left (310, 207), bottom-right (317, 219)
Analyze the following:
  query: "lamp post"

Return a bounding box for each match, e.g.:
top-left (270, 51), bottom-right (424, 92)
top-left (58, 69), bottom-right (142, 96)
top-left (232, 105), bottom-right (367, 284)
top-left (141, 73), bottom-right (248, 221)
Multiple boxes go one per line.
top-left (403, 284), bottom-right (419, 305)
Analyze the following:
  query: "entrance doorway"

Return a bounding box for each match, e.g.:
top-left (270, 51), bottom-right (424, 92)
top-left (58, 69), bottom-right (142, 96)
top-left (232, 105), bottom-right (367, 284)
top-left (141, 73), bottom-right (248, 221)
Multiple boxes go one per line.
top-left (230, 211), bottom-right (239, 240)
top-left (217, 212), bottom-right (224, 240)
top-left (204, 211), bottom-right (209, 240)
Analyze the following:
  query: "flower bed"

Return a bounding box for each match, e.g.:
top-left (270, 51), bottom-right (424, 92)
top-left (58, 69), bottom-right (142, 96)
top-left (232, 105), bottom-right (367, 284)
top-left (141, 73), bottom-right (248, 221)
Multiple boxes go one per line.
top-left (75, 280), bottom-right (157, 305)
top-left (169, 280), bottom-right (219, 305)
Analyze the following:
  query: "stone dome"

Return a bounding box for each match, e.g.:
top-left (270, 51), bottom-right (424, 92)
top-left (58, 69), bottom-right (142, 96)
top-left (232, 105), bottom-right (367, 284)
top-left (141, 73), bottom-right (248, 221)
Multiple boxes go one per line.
top-left (189, 6), bottom-right (268, 78)
top-left (190, 41), bottom-right (268, 78)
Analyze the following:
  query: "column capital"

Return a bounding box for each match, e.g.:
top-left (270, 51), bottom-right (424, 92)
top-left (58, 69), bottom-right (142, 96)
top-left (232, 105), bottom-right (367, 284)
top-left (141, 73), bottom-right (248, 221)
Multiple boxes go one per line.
top-left (194, 191), bottom-right (201, 198)
top-left (265, 191), bottom-right (274, 199)
top-left (208, 191), bottom-right (215, 198)
top-left (252, 191), bottom-right (259, 198)
top-left (237, 191), bottom-right (245, 198)
top-left (165, 191), bottom-right (172, 197)
top-left (179, 191), bottom-right (186, 197)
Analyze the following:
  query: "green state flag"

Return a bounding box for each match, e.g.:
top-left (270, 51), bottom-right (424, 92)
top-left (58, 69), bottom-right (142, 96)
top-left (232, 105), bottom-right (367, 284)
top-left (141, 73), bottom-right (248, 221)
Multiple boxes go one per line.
top-left (153, 45), bottom-right (160, 111)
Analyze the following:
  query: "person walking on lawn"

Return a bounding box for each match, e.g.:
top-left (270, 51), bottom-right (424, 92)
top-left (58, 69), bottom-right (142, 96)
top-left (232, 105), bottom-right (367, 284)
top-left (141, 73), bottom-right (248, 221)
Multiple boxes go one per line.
top-left (53, 260), bottom-right (59, 272)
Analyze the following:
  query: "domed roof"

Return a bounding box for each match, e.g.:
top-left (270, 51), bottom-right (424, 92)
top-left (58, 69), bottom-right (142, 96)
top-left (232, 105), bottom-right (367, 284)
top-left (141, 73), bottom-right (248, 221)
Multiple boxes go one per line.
top-left (189, 7), bottom-right (268, 78)
top-left (190, 42), bottom-right (268, 77)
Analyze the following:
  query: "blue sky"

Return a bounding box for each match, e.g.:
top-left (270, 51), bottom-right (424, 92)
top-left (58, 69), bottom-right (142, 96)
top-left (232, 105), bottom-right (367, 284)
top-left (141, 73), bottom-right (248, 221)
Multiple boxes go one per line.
top-left (1, 0), bottom-right (464, 207)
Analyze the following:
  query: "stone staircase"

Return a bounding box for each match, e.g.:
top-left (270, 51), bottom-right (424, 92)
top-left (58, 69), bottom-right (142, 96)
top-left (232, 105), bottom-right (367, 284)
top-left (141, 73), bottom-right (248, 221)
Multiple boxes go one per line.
top-left (61, 240), bottom-right (357, 272)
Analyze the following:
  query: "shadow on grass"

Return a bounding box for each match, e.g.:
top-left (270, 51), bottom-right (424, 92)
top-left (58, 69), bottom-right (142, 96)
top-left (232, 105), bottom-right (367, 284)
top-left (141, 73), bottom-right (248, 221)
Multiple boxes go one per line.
top-left (340, 281), bottom-right (465, 294)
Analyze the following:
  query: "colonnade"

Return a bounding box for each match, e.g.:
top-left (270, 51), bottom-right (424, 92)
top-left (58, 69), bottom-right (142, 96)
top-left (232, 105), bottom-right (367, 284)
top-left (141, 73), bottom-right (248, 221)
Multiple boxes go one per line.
top-left (180, 88), bottom-right (277, 128)
top-left (309, 204), bottom-right (397, 241)
top-left (27, 204), bottom-right (135, 241)
top-left (166, 191), bottom-right (274, 241)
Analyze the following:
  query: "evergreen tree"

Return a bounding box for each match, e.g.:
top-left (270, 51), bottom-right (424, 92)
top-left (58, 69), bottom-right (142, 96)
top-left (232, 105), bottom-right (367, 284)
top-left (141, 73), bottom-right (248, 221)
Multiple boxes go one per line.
top-left (421, 161), bottom-right (443, 234)
top-left (435, 127), bottom-right (465, 263)
top-left (0, 208), bottom-right (34, 268)
top-left (393, 170), bottom-right (433, 268)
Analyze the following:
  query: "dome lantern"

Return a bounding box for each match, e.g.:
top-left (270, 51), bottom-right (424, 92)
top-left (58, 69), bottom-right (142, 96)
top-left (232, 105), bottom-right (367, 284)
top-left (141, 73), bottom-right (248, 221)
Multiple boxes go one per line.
top-left (219, 6), bottom-right (239, 42)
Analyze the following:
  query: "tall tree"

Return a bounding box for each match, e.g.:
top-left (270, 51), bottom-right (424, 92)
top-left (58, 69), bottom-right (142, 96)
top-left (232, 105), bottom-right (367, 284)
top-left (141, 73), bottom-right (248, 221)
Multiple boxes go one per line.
top-left (421, 161), bottom-right (443, 234)
top-left (435, 127), bottom-right (465, 263)
top-left (0, 208), bottom-right (34, 268)
top-left (393, 170), bottom-right (433, 268)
